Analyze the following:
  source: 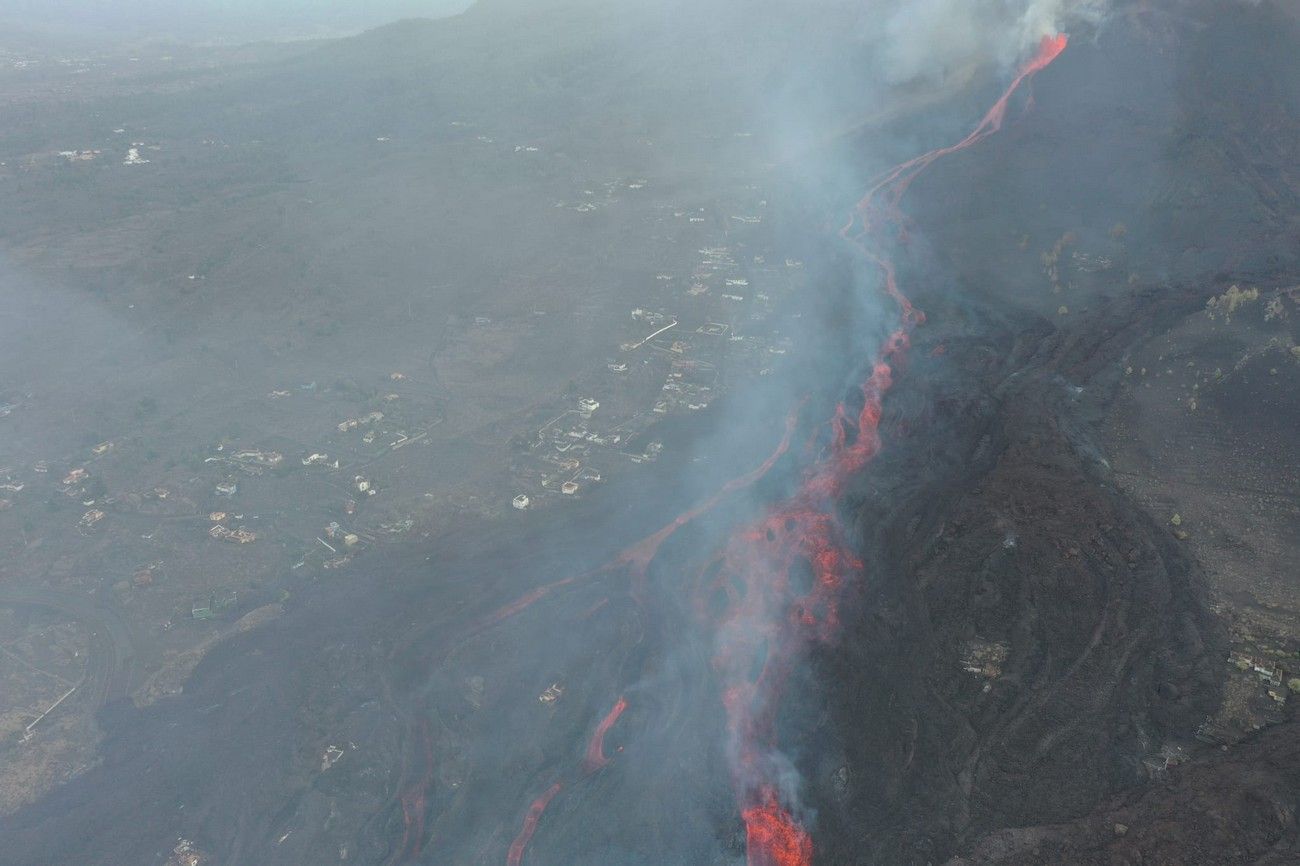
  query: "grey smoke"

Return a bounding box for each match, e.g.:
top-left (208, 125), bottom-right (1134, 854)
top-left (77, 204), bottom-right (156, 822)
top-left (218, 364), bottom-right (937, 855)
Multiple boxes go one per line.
top-left (878, 0), bottom-right (1109, 82)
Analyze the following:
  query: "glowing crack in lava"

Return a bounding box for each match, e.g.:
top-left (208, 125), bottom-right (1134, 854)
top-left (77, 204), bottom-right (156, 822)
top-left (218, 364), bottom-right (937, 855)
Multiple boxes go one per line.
top-left (714, 34), bottom-right (1068, 866)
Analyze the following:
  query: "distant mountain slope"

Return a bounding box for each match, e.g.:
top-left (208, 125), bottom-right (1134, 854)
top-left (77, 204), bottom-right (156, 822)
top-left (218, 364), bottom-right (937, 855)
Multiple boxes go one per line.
top-left (0, 0), bottom-right (472, 47)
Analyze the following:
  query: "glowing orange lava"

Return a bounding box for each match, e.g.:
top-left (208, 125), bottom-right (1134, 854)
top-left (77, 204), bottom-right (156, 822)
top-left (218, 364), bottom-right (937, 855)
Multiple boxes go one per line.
top-left (506, 782), bottom-right (564, 866)
top-left (720, 34), bottom-right (1069, 866)
top-left (396, 719), bottom-right (434, 862)
top-left (584, 696), bottom-right (629, 772)
top-left (744, 787), bottom-right (814, 866)
top-left (614, 406), bottom-right (801, 582)
top-left (482, 34), bottom-right (1069, 866)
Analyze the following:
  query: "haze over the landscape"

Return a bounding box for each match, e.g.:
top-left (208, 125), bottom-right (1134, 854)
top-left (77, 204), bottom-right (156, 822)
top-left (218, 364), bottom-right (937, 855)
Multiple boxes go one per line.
top-left (1, 0), bottom-right (473, 45)
top-left (0, 2), bottom-right (1298, 865)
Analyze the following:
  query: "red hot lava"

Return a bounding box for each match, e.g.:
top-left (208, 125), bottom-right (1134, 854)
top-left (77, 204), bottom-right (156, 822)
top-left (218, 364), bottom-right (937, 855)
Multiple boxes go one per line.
top-left (473, 34), bottom-right (1066, 866)
top-left (712, 34), bottom-right (1069, 866)
top-left (615, 406), bottom-right (801, 582)
top-left (479, 575), bottom-right (579, 630)
top-left (507, 782), bottom-right (564, 866)
top-left (396, 719), bottom-right (435, 863)
top-left (744, 787), bottom-right (814, 866)
top-left (584, 696), bottom-right (629, 773)
top-left (501, 697), bottom-right (628, 865)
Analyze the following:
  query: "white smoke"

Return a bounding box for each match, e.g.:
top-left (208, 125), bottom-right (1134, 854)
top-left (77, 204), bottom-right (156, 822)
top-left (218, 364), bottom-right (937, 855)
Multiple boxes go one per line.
top-left (877, 0), bottom-right (1109, 83)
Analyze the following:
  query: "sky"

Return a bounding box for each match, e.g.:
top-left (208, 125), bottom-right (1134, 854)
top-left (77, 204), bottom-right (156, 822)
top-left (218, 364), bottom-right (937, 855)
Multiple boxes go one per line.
top-left (0, 0), bottom-right (475, 46)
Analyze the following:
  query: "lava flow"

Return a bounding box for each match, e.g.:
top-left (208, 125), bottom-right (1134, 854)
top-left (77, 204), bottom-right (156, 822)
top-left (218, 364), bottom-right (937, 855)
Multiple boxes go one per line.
top-left (469, 35), bottom-right (1066, 866)
top-left (499, 695), bottom-right (628, 866)
top-left (709, 34), bottom-right (1069, 866)
top-left (583, 696), bottom-right (629, 773)
top-left (506, 782), bottom-right (564, 866)
top-left (615, 406), bottom-right (801, 581)
top-left (395, 718), bottom-right (435, 863)
top-left (744, 788), bottom-right (814, 866)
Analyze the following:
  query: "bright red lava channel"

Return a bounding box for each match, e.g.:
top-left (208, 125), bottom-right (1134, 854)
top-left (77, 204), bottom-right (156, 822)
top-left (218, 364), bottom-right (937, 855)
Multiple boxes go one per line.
top-left (504, 695), bottom-right (628, 865)
top-left (717, 34), bottom-right (1069, 866)
top-left (584, 696), bottom-right (629, 773)
top-left (396, 719), bottom-right (434, 862)
top-left (481, 34), bottom-right (1067, 866)
top-left (506, 782), bottom-right (564, 866)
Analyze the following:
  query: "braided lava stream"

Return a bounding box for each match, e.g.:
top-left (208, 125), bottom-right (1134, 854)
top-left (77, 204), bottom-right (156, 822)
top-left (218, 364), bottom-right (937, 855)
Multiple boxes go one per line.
top-left (411, 35), bottom-right (1067, 866)
top-left (715, 34), bottom-right (1069, 865)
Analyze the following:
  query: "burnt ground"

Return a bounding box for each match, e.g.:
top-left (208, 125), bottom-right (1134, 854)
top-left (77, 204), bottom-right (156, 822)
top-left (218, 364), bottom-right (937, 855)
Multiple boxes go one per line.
top-left (1, 2), bottom-right (1299, 866)
top-left (807, 286), bottom-right (1241, 864)
top-left (803, 5), bottom-right (1300, 863)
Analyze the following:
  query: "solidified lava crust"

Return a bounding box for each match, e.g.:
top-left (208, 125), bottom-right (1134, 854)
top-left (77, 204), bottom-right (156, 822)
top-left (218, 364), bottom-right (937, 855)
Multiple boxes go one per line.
top-left (708, 36), bottom-right (1071, 864)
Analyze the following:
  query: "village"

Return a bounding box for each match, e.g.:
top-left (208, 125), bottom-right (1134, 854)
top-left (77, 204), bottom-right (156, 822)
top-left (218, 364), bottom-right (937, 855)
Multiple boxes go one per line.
top-left (506, 217), bottom-right (804, 511)
top-left (0, 146), bottom-right (809, 801)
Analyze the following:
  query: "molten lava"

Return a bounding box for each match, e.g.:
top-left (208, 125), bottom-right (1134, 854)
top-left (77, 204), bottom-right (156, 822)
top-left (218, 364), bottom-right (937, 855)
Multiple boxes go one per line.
top-left (396, 719), bottom-right (435, 862)
top-left (744, 787), bottom-right (814, 866)
top-left (480, 34), bottom-right (1068, 866)
top-left (506, 782), bottom-right (564, 866)
top-left (615, 406), bottom-right (801, 581)
top-left (584, 696), bottom-right (629, 773)
top-left (479, 575), bottom-right (579, 630)
top-left (712, 34), bottom-right (1070, 866)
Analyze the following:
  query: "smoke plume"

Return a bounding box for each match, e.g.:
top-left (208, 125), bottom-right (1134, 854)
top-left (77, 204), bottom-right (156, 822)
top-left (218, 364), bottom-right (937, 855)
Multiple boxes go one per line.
top-left (877, 0), bottom-right (1107, 82)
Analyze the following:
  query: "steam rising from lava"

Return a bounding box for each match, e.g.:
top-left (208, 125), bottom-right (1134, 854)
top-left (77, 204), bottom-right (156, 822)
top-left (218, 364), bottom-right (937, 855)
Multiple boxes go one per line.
top-left (392, 12), bottom-right (1080, 866)
top-left (879, 0), bottom-right (1102, 82)
top-left (478, 31), bottom-right (1073, 866)
top-left (711, 33), bottom-right (1070, 866)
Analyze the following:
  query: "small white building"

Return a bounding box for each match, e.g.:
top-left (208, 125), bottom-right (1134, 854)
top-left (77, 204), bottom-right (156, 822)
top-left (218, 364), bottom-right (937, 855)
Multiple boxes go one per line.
top-left (512, 494), bottom-right (531, 510)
